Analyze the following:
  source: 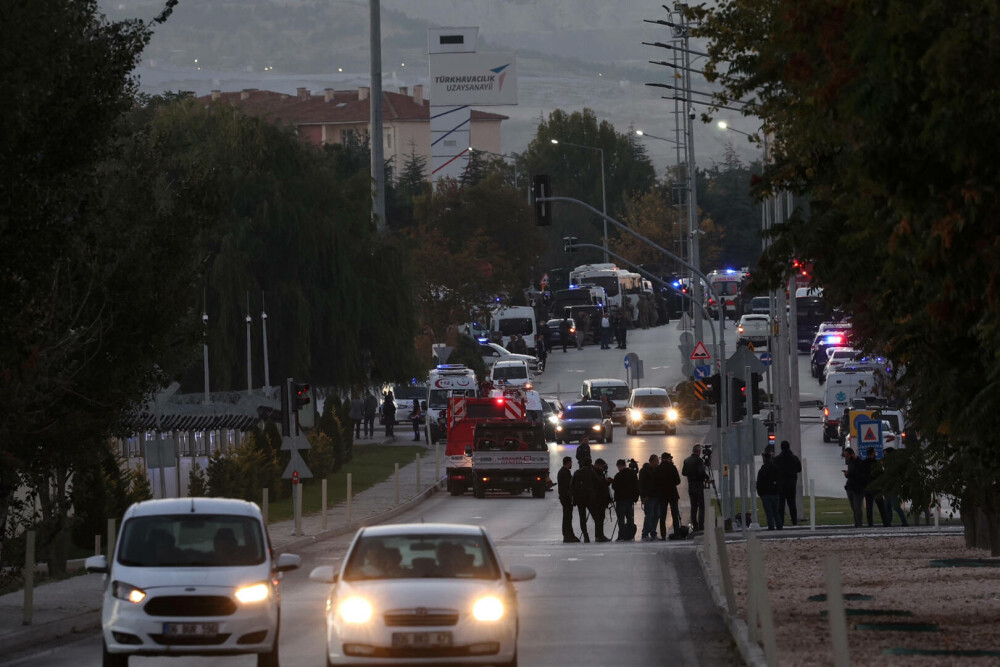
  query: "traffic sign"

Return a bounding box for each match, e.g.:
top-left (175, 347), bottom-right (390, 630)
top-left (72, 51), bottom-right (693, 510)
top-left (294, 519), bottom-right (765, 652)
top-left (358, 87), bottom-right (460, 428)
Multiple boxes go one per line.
top-left (690, 341), bottom-right (711, 360)
top-left (694, 364), bottom-right (711, 379)
top-left (759, 352), bottom-right (772, 366)
top-left (850, 410), bottom-right (875, 438)
top-left (694, 380), bottom-right (708, 400)
top-left (856, 418), bottom-right (883, 459)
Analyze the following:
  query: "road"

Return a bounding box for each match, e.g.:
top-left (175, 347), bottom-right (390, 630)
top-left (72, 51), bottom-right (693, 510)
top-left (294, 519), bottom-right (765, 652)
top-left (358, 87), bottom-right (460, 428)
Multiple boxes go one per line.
top-left (4, 324), bottom-right (740, 667)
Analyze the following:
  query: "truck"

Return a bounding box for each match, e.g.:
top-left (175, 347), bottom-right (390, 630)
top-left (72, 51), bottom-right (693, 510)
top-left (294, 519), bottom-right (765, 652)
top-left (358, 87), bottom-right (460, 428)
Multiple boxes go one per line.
top-left (426, 364), bottom-right (479, 444)
top-left (444, 393), bottom-right (526, 496)
top-left (468, 421), bottom-right (549, 499)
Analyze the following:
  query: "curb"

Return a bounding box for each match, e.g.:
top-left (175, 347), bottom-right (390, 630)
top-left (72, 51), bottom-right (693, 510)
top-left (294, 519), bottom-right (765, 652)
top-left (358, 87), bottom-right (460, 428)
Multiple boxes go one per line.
top-left (695, 537), bottom-right (768, 667)
top-left (0, 478), bottom-right (447, 658)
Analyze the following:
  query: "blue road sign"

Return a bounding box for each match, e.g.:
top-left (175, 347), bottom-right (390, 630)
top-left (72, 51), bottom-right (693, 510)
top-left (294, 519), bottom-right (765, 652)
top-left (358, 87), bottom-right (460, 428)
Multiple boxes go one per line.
top-left (759, 352), bottom-right (772, 366)
top-left (855, 418), bottom-right (883, 459)
top-left (694, 364), bottom-right (712, 379)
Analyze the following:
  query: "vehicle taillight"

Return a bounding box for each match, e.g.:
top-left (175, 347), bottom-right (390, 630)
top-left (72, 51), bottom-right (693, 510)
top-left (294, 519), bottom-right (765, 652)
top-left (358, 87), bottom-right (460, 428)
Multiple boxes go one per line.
top-left (823, 407), bottom-right (829, 417)
top-left (738, 326), bottom-right (745, 334)
top-left (495, 398), bottom-right (504, 405)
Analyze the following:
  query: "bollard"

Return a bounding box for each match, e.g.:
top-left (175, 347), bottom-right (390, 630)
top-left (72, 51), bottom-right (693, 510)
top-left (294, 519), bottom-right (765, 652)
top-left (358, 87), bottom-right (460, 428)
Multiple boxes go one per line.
top-left (704, 489), bottom-right (718, 577)
top-left (321, 478), bottom-right (328, 530)
top-left (395, 463), bottom-right (400, 504)
top-left (347, 473), bottom-right (353, 521)
top-left (293, 484), bottom-right (303, 536)
top-left (95, 534), bottom-right (101, 557)
top-left (435, 442), bottom-right (440, 482)
top-left (416, 453), bottom-right (422, 491)
top-left (107, 518), bottom-right (116, 560)
top-left (714, 523), bottom-right (737, 615)
top-left (23, 530), bottom-right (35, 625)
top-left (824, 554), bottom-right (851, 667)
top-left (935, 504), bottom-right (940, 529)
top-left (747, 535), bottom-right (779, 666)
top-left (810, 479), bottom-right (816, 531)
top-left (262, 488), bottom-right (269, 525)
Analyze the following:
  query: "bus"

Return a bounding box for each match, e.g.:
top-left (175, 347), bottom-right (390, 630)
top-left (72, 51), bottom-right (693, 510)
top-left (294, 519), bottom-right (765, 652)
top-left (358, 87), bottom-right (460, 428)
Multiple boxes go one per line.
top-left (569, 263), bottom-right (625, 310)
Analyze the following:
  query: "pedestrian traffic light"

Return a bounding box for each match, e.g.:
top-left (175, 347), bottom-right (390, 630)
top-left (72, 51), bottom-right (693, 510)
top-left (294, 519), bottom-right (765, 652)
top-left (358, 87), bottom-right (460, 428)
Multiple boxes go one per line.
top-left (563, 236), bottom-right (578, 253)
top-left (706, 374), bottom-right (722, 405)
top-left (730, 377), bottom-right (746, 422)
top-left (294, 382), bottom-right (311, 410)
top-left (533, 174), bottom-right (552, 226)
top-left (749, 372), bottom-right (762, 414)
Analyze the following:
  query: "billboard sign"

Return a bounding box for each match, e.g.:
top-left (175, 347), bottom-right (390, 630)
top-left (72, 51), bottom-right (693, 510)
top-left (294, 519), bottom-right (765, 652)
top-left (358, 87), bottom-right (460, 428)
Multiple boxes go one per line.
top-left (429, 53), bottom-right (518, 106)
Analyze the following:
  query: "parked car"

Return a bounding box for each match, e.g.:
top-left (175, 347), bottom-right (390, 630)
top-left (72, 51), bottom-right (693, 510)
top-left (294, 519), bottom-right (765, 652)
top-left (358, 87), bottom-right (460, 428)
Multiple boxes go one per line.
top-left (544, 318), bottom-right (577, 348)
top-left (736, 314), bottom-right (770, 347)
top-left (478, 342), bottom-right (539, 374)
top-left (625, 387), bottom-right (679, 435)
top-left (86, 498), bottom-right (301, 667)
top-left (379, 384), bottom-right (427, 425)
top-left (580, 378), bottom-right (630, 423)
top-left (309, 523), bottom-right (535, 667)
top-left (555, 403), bottom-right (614, 444)
top-left (490, 359), bottom-right (532, 389)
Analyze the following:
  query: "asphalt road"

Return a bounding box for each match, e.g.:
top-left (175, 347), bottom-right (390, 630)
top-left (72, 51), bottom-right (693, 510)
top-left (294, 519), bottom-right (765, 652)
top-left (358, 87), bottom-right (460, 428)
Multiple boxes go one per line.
top-left (5, 325), bottom-right (740, 667)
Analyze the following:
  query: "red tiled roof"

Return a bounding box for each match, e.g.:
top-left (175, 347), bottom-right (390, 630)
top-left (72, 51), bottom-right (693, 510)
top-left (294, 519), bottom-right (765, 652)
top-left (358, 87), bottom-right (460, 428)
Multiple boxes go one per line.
top-left (196, 88), bottom-right (507, 125)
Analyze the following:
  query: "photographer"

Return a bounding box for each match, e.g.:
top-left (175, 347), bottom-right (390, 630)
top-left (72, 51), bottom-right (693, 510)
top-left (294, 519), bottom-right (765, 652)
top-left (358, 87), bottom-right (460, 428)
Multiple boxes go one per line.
top-left (557, 457), bottom-right (578, 543)
top-left (655, 452), bottom-right (682, 538)
top-left (591, 459), bottom-right (613, 543)
top-left (682, 444), bottom-right (710, 531)
top-left (612, 459), bottom-right (640, 541)
top-left (638, 454), bottom-right (661, 541)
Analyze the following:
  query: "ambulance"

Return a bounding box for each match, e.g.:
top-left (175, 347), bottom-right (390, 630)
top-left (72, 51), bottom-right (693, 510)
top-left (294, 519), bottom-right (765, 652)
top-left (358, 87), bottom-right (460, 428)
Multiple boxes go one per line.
top-left (425, 365), bottom-right (478, 444)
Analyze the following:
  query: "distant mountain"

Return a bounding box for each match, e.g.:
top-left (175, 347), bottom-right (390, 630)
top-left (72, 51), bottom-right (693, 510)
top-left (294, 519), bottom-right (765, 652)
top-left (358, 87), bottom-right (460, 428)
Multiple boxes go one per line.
top-left (104, 0), bottom-right (758, 169)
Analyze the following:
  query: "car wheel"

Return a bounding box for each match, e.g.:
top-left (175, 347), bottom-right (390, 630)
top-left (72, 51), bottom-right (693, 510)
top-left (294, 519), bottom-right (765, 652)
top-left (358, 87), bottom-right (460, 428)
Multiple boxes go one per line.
top-left (597, 435), bottom-right (606, 444)
top-left (532, 484), bottom-right (546, 499)
top-left (473, 482), bottom-right (486, 499)
top-left (450, 486), bottom-right (464, 497)
top-left (818, 376), bottom-right (825, 385)
top-left (103, 641), bottom-right (129, 667)
top-left (257, 614), bottom-right (280, 667)
top-left (626, 426), bottom-right (634, 436)
top-left (555, 438), bottom-right (562, 445)
top-left (668, 428), bottom-right (677, 436)
top-left (822, 430), bottom-right (830, 443)
top-left (504, 650), bottom-right (519, 667)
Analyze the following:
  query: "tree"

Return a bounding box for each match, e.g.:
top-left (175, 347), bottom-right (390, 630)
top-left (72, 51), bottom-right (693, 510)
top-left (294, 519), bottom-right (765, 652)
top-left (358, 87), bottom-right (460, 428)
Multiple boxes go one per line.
top-left (187, 463), bottom-right (208, 497)
top-left (692, 0), bottom-right (1000, 553)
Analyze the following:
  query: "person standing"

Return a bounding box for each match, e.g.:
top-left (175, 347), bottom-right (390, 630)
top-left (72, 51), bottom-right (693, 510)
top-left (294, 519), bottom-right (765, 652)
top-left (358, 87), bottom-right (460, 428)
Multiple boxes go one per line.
top-left (612, 459), bottom-right (639, 541)
top-left (615, 314), bottom-right (628, 350)
top-left (349, 394), bottom-right (364, 439)
top-left (860, 447), bottom-right (887, 526)
top-left (383, 391), bottom-right (396, 438)
top-left (655, 452), bottom-right (682, 538)
top-left (559, 315), bottom-right (572, 353)
top-left (538, 319), bottom-right (552, 353)
top-left (774, 440), bottom-right (802, 526)
top-left (558, 457), bottom-right (579, 542)
top-left (842, 447), bottom-right (864, 527)
top-left (572, 458), bottom-right (598, 542)
top-left (575, 436), bottom-right (592, 467)
top-left (409, 399), bottom-right (422, 442)
top-left (600, 312), bottom-right (612, 349)
top-left (591, 458), bottom-right (612, 542)
top-left (682, 444), bottom-right (709, 531)
top-left (882, 447), bottom-right (909, 526)
top-left (535, 333), bottom-right (547, 372)
top-left (577, 310), bottom-right (591, 349)
top-left (757, 451), bottom-right (782, 530)
top-left (362, 391), bottom-right (377, 439)
top-left (639, 454), bottom-right (661, 541)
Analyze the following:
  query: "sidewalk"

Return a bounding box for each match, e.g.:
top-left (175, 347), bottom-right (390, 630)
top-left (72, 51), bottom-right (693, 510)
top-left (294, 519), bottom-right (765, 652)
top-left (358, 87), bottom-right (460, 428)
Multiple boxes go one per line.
top-left (0, 450), bottom-right (444, 657)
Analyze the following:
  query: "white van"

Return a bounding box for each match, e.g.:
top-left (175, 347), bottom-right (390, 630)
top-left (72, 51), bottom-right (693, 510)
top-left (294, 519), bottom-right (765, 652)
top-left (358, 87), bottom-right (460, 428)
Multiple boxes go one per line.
top-left (822, 370), bottom-right (879, 442)
top-left (86, 498), bottom-right (300, 667)
top-left (491, 359), bottom-right (532, 388)
top-left (626, 387), bottom-right (679, 435)
top-left (580, 378), bottom-right (631, 424)
top-left (490, 306), bottom-right (537, 354)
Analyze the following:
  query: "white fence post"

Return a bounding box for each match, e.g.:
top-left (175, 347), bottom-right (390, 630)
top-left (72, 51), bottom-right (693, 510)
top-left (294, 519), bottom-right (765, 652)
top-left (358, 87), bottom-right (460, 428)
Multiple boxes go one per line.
top-left (747, 535), bottom-right (779, 666)
top-left (321, 478), bottom-right (328, 530)
top-left (416, 453), bottom-right (422, 492)
top-left (810, 479), bottom-right (816, 531)
top-left (347, 473), bottom-right (353, 521)
top-left (395, 463), bottom-right (400, 505)
top-left (825, 554), bottom-right (851, 667)
top-left (23, 530), bottom-right (35, 626)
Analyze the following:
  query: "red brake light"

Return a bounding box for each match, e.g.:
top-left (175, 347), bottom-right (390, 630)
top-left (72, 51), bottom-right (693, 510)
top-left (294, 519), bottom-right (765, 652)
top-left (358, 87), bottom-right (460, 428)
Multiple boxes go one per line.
top-left (823, 407), bottom-right (829, 417)
top-left (495, 398), bottom-right (504, 405)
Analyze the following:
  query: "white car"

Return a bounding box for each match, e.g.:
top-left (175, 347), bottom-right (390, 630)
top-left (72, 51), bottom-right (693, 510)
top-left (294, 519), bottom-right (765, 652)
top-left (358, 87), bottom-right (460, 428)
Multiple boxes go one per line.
top-left (625, 387), bottom-right (679, 436)
top-left (490, 359), bottom-right (532, 389)
top-left (310, 523), bottom-right (535, 667)
top-left (85, 498), bottom-right (300, 667)
top-left (478, 342), bottom-right (539, 374)
top-left (821, 347), bottom-right (858, 384)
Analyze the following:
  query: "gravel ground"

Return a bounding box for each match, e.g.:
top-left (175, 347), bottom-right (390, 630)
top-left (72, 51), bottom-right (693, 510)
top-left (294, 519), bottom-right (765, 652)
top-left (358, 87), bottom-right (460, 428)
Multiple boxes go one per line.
top-left (724, 534), bottom-right (1000, 666)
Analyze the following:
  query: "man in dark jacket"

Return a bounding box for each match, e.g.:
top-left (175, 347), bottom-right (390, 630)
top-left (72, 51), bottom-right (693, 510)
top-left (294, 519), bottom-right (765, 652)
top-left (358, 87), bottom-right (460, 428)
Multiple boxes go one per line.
top-left (591, 459), bottom-right (612, 542)
top-left (638, 455), bottom-right (660, 541)
top-left (842, 447), bottom-right (864, 527)
top-left (362, 391), bottom-right (378, 439)
top-left (557, 456), bottom-right (579, 543)
top-left (756, 451), bottom-right (782, 530)
top-left (612, 459), bottom-right (640, 541)
top-left (572, 459), bottom-right (598, 543)
top-left (575, 436), bottom-right (592, 467)
top-left (559, 316), bottom-right (572, 353)
top-left (655, 452), bottom-right (682, 538)
top-left (383, 392), bottom-right (396, 437)
top-left (682, 444), bottom-right (709, 531)
top-left (773, 440), bottom-right (802, 526)
top-left (860, 447), bottom-right (887, 527)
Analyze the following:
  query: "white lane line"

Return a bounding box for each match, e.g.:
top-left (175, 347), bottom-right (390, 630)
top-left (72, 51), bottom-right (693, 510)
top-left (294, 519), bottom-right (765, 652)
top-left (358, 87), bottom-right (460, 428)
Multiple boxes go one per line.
top-left (523, 554), bottom-right (551, 558)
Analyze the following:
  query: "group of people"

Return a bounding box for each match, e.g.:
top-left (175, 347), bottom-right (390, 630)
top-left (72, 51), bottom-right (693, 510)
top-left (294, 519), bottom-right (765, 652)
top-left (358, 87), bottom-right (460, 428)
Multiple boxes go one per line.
top-left (504, 334), bottom-right (530, 354)
top-left (754, 440), bottom-right (803, 530)
top-left (841, 445), bottom-right (926, 527)
top-left (348, 391), bottom-right (380, 439)
top-left (557, 439), bottom-right (713, 543)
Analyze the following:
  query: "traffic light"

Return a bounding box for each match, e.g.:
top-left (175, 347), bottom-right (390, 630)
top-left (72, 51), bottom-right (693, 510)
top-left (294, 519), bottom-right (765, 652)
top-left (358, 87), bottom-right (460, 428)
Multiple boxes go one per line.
top-left (706, 374), bottom-right (722, 405)
top-left (749, 372), bottom-right (762, 414)
top-left (730, 377), bottom-right (747, 422)
top-left (294, 382), bottom-right (311, 410)
top-left (563, 236), bottom-right (578, 253)
top-left (532, 174), bottom-right (552, 226)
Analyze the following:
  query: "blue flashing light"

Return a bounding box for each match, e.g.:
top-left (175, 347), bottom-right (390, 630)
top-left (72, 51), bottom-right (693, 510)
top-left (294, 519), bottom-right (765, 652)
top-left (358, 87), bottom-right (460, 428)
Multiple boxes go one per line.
top-left (569, 284), bottom-right (578, 289)
top-left (725, 269), bottom-right (737, 274)
top-left (672, 280), bottom-right (681, 287)
top-left (477, 336), bottom-right (489, 343)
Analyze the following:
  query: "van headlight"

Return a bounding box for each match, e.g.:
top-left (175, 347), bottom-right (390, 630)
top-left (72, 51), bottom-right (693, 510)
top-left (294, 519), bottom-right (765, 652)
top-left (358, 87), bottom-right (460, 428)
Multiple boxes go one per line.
top-left (472, 596), bottom-right (504, 622)
top-left (591, 424), bottom-right (603, 431)
top-left (629, 409), bottom-right (642, 422)
top-left (112, 581), bottom-right (146, 604)
top-left (667, 408), bottom-right (679, 421)
top-left (339, 597), bottom-right (374, 624)
top-left (555, 425), bottom-right (564, 432)
top-left (235, 582), bottom-right (270, 604)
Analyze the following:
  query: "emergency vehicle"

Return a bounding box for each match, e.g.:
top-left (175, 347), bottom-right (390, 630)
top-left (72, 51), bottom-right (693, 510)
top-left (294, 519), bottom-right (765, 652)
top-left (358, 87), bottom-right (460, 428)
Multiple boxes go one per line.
top-left (706, 269), bottom-right (749, 319)
top-left (425, 364), bottom-right (478, 444)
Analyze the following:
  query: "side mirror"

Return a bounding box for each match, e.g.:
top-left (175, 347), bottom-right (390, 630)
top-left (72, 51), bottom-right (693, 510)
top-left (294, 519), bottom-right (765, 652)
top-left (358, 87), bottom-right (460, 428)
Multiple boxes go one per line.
top-left (464, 446), bottom-right (473, 458)
top-left (85, 555), bottom-right (108, 574)
top-left (274, 553), bottom-right (301, 573)
top-left (309, 565), bottom-right (338, 584)
top-left (507, 564), bottom-right (536, 582)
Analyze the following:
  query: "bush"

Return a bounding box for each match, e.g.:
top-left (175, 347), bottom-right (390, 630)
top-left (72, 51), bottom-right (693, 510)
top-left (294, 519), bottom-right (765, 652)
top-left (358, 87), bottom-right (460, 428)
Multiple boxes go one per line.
top-left (188, 462), bottom-right (208, 497)
top-left (307, 430), bottom-right (336, 480)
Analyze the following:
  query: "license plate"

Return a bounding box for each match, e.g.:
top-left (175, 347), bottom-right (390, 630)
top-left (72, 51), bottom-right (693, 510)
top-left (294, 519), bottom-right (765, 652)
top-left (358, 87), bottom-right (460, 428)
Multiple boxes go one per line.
top-left (163, 622), bottom-right (218, 637)
top-left (392, 632), bottom-right (452, 648)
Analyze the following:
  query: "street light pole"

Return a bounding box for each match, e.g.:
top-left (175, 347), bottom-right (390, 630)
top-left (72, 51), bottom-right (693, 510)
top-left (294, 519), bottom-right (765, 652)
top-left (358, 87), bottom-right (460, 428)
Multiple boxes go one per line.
top-left (551, 139), bottom-right (609, 262)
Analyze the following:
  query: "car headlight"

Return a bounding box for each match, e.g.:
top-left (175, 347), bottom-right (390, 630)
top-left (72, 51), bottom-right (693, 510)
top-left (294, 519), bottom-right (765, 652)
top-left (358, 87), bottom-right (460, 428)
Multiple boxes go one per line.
top-left (112, 581), bottom-right (146, 604)
top-left (591, 423), bottom-right (603, 431)
top-left (472, 596), bottom-right (504, 622)
top-left (235, 582), bottom-right (270, 604)
top-left (548, 414), bottom-right (559, 424)
top-left (667, 408), bottom-right (679, 421)
top-left (629, 409), bottom-right (642, 422)
top-left (555, 425), bottom-right (564, 432)
top-left (339, 596), bottom-right (374, 624)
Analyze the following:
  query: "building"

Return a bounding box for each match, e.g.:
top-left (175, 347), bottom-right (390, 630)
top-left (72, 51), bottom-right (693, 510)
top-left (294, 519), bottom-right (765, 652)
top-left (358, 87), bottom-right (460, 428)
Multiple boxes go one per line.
top-left (199, 86), bottom-right (507, 180)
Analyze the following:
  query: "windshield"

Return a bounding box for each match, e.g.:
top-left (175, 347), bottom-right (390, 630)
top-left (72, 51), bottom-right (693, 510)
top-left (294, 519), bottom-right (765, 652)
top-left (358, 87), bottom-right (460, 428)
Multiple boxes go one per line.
top-left (564, 406), bottom-right (604, 419)
top-left (711, 280), bottom-right (741, 296)
top-left (493, 365), bottom-right (527, 380)
top-left (428, 389), bottom-right (449, 409)
top-left (475, 429), bottom-right (547, 452)
top-left (498, 318), bottom-right (533, 336)
top-left (343, 533), bottom-right (500, 581)
top-left (633, 395), bottom-right (670, 408)
top-left (586, 276), bottom-right (619, 297)
top-left (393, 385), bottom-right (425, 401)
top-left (592, 385), bottom-right (630, 401)
top-left (118, 514), bottom-right (265, 567)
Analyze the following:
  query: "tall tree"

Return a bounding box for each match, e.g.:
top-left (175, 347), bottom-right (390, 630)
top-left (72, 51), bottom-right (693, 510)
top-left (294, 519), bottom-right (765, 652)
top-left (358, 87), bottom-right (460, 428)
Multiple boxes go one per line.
top-left (693, 0), bottom-right (1000, 552)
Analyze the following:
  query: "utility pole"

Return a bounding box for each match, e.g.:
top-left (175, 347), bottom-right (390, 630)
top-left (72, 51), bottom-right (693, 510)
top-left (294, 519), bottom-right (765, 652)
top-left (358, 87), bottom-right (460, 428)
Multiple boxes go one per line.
top-left (369, 0), bottom-right (386, 234)
top-left (678, 10), bottom-right (704, 349)
top-left (245, 292), bottom-right (252, 396)
top-left (261, 292), bottom-right (271, 391)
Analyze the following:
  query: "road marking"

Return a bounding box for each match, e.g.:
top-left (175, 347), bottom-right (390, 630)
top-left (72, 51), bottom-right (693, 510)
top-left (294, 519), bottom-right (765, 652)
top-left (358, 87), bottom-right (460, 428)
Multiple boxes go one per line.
top-left (523, 554), bottom-right (551, 558)
top-left (565, 557), bottom-right (580, 561)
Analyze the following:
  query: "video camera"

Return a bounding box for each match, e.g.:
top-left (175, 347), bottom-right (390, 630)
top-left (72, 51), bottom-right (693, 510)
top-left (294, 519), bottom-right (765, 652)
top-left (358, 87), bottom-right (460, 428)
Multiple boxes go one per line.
top-left (627, 458), bottom-right (639, 475)
top-left (701, 444), bottom-right (713, 467)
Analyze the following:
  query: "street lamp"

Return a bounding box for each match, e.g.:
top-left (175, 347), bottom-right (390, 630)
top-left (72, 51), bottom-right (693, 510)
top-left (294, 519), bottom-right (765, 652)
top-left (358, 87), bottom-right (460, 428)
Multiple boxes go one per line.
top-left (635, 129), bottom-right (681, 144)
top-left (550, 138), bottom-right (608, 262)
top-left (716, 120), bottom-right (752, 138)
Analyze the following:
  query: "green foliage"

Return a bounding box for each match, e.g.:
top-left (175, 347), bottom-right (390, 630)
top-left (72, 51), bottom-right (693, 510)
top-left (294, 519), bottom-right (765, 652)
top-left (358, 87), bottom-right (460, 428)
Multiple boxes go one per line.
top-left (206, 449), bottom-right (239, 498)
top-left (444, 334), bottom-right (488, 381)
top-left (318, 397), bottom-right (344, 471)
top-left (306, 430), bottom-right (336, 480)
top-left (334, 397), bottom-right (354, 463)
top-left (187, 462), bottom-right (208, 497)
